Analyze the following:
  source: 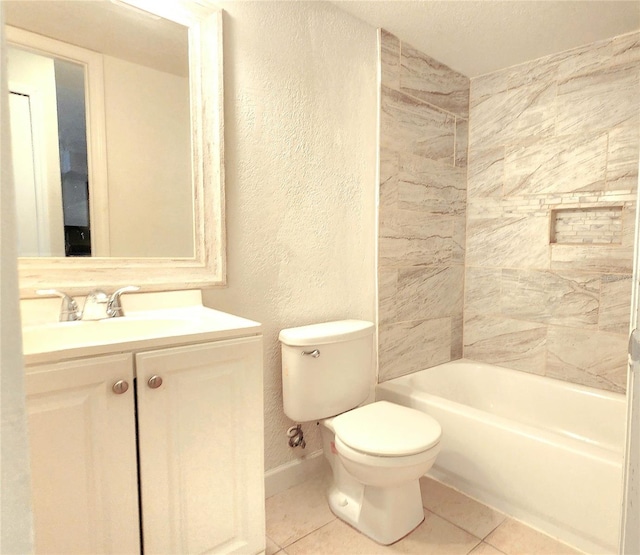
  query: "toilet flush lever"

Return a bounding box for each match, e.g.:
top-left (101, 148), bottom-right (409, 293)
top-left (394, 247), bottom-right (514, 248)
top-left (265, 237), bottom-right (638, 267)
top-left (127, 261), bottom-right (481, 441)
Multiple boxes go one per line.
top-left (302, 349), bottom-right (320, 358)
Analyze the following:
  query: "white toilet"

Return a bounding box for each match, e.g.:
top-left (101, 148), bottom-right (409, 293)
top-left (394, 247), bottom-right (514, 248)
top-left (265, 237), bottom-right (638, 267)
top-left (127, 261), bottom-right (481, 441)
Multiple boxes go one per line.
top-left (279, 319), bottom-right (442, 545)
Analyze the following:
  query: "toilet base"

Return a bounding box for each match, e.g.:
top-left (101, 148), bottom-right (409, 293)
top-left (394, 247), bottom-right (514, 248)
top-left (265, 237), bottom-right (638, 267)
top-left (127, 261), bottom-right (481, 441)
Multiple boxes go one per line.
top-left (327, 478), bottom-right (425, 545)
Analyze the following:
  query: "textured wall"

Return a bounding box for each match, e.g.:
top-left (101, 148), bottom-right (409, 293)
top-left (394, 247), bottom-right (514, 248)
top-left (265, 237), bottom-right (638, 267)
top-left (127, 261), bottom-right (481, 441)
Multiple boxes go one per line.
top-left (202, 2), bottom-right (377, 472)
top-left (464, 31), bottom-right (640, 393)
top-left (378, 30), bottom-right (469, 382)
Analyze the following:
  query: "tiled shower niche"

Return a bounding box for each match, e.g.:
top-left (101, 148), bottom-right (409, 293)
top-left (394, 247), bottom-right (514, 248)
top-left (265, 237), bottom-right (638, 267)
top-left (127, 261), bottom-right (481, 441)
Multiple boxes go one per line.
top-left (550, 205), bottom-right (624, 245)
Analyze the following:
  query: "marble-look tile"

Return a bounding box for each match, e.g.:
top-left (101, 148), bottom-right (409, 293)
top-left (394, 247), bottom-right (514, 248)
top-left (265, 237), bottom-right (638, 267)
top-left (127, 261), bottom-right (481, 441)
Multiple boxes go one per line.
top-left (400, 42), bottom-right (470, 118)
top-left (380, 148), bottom-right (399, 208)
top-left (466, 197), bottom-right (503, 220)
top-left (382, 86), bottom-right (456, 163)
top-left (379, 318), bottom-right (451, 381)
top-left (466, 215), bottom-right (550, 269)
top-left (546, 325), bottom-right (628, 393)
top-left (507, 56), bottom-right (559, 90)
top-left (379, 211), bottom-right (452, 267)
top-left (265, 473), bottom-right (335, 548)
top-left (612, 32), bottom-right (640, 66)
top-left (607, 122), bottom-right (640, 191)
top-left (467, 147), bottom-right (504, 199)
top-left (470, 71), bottom-right (508, 108)
top-left (599, 274), bottom-right (633, 334)
top-left (500, 269), bottom-right (600, 328)
top-left (550, 243), bottom-right (633, 274)
top-left (451, 217), bottom-right (466, 265)
top-left (378, 268), bottom-right (398, 326)
top-left (485, 518), bottom-right (582, 555)
top-left (393, 266), bottom-right (464, 322)
top-left (469, 80), bottom-right (555, 148)
top-left (379, 266), bottom-right (464, 326)
top-left (451, 313), bottom-right (464, 360)
top-left (464, 267), bottom-right (501, 315)
top-left (553, 37), bottom-right (612, 82)
top-left (381, 29), bottom-right (400, 89)
top-left (463, 315), bottom-right (547, 374)
top-left (420, 477), bottom-right (506, 539)
top-left (556, 63), bottom-right (640, 135)
top-left (397, 154), bottom-right (466, 217)
top-left (504, 134), bottom-right (607, 196)
top-left (455, 118), bottom-right (469, 167)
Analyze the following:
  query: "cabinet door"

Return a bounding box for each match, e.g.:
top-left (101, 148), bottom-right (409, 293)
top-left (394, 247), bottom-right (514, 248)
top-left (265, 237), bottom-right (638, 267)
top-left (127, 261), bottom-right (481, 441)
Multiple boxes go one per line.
top-left (25, 354), bottom-right (140, 554)
top-left (136, 336), bottom-right (264, 555)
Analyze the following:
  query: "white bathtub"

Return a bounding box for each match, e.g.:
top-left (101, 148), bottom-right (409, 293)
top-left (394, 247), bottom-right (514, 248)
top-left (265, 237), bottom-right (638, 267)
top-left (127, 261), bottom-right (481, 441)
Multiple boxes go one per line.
top-left (376, 359), bottom-right (626, 554)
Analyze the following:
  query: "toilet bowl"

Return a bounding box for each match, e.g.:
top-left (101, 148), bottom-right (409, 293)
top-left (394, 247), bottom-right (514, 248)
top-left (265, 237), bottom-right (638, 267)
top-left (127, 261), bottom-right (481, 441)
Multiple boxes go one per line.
top-left (279, 320), bottom-right (443, 545)
top-left (320, 401), bottom-right (441, 544)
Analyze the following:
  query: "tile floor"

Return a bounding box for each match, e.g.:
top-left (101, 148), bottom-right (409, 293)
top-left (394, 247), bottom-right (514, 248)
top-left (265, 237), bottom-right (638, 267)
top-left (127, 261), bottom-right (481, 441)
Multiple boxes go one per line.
top-left (265, 472), bottom-right (583, 555)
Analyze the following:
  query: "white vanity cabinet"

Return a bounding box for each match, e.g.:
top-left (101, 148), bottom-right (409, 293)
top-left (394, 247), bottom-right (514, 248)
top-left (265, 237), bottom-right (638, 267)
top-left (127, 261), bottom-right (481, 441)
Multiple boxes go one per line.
top-left (136, 337), bottom-right (264, 554)
top-left (25, 333), bottom-right (264, 555)
top-left (25, 353), bottom-right (141, 554)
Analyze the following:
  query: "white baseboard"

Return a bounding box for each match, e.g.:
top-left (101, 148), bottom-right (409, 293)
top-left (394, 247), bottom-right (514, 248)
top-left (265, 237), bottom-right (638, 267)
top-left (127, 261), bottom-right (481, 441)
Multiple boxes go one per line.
top-left (264, 449), bottom-right (326, 498)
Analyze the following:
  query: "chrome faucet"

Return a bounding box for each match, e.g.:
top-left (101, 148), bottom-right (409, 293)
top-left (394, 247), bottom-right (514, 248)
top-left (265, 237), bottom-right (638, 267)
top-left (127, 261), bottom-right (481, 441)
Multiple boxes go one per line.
top-left (106, 286), bottom-right (140, 318)
top-left (82, 289), bottom-right (110, 320)
top-left (36, 289), bottom-right (81, 322)
top-left (83, 286), bottom-right (140, 320)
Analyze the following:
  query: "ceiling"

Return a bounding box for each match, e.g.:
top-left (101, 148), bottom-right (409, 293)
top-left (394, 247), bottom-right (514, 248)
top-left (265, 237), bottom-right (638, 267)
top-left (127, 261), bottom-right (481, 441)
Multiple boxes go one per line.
top-left (330, 1), bottom-right (640, 77)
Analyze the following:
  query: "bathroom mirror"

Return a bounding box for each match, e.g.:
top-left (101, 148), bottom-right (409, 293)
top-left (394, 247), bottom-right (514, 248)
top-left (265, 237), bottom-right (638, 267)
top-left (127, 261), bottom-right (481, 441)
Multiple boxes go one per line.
top-left (5, 0), bottom-right (225, 296)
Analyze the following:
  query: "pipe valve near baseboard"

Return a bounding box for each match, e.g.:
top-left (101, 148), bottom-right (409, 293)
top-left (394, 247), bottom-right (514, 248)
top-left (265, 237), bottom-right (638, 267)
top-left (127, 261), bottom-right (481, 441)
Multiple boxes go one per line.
top-left (287, 424), bottom-right (306, 449)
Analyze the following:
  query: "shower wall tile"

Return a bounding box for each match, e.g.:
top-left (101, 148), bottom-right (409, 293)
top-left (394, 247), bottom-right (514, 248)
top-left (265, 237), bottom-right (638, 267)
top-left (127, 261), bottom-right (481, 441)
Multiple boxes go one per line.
top-left (469, 80), bottom-right (556, 148)
top-left (550, 244), bottom-right (633, 274)
top-left (469, 72), bottom-right (507, 107)
top-left (466, 215), bottom-right (550, 269)
top-left (500, 269), bottom-right (600, 328)
top-left (378, 30), bottom-right (469, 382)
top-left (556, 63), bottom-right (640, 136)
top-left (455, 118), bottom-right (469, 167)
top-left (381, 86), bottom-right (456, 163)
top-left (612, 33), bottom-right (640, 65)
top-left (465, 30), bottom-right (640, 394)
top-left (607, 122), bottom-right (640, 190)
top-left (400, 43), bottom-right (470, 118)
top-left (599, 274), bottom-right (633, 334)
top-left (451, 216), bottom-right (466, 264)
top-left (546, 326), bottom-right (628, 393)
top-left (378, 318), bottom-right (452, 381)
top-left (503, 134), bottom-right (608, 196)
top-left (463, 315), bottom-right (547, 375)
top-left (464, 267), bottom-right (502, 316)
top-left (450, 314), bottom-right (464, 359)
top-left (380, 29), bottom-right (400, 89)
top-left (467, 147), bottom-right (504, 198)
top-left (397, 154), bottom-right (466, 216)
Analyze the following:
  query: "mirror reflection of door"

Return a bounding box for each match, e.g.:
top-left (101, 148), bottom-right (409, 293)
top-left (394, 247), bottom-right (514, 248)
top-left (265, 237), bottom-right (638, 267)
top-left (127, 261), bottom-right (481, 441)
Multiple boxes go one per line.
top-left (8, 46), bottom-right (90, 257)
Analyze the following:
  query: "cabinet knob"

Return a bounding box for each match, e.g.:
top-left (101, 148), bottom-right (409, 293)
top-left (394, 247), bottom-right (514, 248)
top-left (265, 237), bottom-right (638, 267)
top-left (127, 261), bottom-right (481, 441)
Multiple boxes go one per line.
top-left (148, 375), bottom-right (163, 389)
top-left (112, 380), bottom-right (129, 394)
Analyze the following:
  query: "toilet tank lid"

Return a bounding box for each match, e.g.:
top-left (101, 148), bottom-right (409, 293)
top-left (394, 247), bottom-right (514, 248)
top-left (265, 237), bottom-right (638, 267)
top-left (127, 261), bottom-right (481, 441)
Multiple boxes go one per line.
top-left (279, 320), bottom-right (374, 346)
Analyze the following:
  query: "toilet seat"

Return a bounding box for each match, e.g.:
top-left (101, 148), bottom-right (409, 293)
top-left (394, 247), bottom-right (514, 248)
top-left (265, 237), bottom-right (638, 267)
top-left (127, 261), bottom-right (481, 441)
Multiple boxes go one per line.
top-left (332, 401), bottom-right (441, 457)
top-left (334, 435), bottom-right (440, 469)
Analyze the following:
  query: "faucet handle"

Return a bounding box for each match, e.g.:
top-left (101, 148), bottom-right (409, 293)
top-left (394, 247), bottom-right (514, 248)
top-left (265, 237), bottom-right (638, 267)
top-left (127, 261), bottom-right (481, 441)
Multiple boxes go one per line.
top-left (107, 286), bottom-right (140, 318)
top-left (36, 289), bottom-right (80, 322)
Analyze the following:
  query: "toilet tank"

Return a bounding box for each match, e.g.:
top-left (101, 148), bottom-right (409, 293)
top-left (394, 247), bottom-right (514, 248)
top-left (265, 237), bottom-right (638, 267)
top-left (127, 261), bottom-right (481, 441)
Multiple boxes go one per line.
top-left (279, 320), bottom-right (375, 422)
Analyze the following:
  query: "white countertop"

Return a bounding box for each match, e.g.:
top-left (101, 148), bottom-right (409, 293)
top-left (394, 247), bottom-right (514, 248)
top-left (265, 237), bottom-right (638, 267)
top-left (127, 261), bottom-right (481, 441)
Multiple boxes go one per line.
top-left (21, 290), bottom-right (262, 366)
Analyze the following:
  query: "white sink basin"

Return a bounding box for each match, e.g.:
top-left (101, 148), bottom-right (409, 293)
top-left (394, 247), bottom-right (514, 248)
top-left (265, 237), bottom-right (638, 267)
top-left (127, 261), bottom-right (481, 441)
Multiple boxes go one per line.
top-left (22, 307), bottom-right (261, 364)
